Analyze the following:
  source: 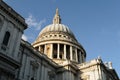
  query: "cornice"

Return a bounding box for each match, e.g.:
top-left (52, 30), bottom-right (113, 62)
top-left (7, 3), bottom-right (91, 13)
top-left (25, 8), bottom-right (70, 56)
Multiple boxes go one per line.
top-left (0, 1), bottom-right (27, 29)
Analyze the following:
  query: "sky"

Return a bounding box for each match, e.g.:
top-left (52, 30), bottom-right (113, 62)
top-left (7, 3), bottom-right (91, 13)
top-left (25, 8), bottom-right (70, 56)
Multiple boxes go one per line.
top-left (4, 0), bottom-right (120, 77)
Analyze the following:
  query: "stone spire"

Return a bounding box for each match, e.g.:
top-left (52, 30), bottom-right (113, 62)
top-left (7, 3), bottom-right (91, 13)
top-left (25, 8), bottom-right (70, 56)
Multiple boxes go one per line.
top-left (53, 8), bottom-right (61, 24)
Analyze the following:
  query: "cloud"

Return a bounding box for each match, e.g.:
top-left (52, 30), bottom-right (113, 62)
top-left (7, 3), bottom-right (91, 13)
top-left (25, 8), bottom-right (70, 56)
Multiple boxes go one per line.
top-left (25, 14), bottom-right (46, 30)
top-left (36, 19), bottom-right (46, 30)
top-left (22, 34), bottom-right (28, 41)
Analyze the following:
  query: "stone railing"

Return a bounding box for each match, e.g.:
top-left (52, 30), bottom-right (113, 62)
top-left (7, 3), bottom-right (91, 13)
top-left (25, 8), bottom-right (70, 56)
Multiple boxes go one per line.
top-left (78, 58), bottom-right (102, 69)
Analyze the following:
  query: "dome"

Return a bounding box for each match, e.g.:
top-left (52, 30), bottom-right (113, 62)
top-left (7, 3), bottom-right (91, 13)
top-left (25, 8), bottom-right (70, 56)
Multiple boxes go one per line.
top-left (32, 8), bottom-right (86, 64)
top-left (39, 24), bottom-right (75, 38)
top-left (33, 8), bottom-right (78, 44)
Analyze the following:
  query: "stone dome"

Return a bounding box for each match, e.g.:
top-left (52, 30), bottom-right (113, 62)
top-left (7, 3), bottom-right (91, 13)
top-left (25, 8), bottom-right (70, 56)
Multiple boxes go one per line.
top-left (39, 24), bottom-right (75, 39)
top-left (34, 8), bottom-right (78, 44)
top-left (32, 8), bottom-right (86, 64)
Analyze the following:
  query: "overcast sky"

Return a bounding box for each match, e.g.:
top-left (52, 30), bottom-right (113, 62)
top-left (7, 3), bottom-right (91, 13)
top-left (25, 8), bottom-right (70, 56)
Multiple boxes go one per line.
top-left (4, 0), bottom-right (120, 77)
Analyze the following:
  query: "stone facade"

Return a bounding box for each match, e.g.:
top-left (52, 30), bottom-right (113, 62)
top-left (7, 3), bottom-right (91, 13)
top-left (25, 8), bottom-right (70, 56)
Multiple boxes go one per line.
top-left (0, 1), bottom-right (119, 80)
top-left (0, 1), bottom-right (27, 80)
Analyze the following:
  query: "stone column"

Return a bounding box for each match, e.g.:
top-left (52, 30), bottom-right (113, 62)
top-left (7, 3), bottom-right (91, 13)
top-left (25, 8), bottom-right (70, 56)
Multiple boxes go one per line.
top-left (39, 46), bottom-right (41, 52)
top-left (44, 44), bottom-right (47, 54)
top-left (75, 48), bottom-right (78, 62)
top-left (50, 44), bottom-right (53, 59)
top-left (70, 46), bottom-right (73, 60)
top-left (57, 44), bottom-right (60, 59)
top-left (64, 45), bottom-right (66, 59)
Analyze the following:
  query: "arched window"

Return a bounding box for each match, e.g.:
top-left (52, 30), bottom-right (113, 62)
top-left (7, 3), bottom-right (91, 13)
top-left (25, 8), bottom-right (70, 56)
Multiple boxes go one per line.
top-left (2, 31), bottom-right (10, 46)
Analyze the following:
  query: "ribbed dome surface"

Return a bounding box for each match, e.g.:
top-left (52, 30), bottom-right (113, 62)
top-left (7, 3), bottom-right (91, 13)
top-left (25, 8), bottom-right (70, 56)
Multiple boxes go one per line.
top-left (33, 8), bottom-right (78, 44)
top-left (39, 24), bottom-right (75, 37)
top-left (33, 9), bottom-right (86, 63)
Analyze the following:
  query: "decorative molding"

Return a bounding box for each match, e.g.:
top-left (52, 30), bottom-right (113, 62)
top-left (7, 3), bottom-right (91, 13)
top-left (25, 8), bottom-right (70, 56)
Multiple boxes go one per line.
top-left (0, 1), bottom-right (27, 29)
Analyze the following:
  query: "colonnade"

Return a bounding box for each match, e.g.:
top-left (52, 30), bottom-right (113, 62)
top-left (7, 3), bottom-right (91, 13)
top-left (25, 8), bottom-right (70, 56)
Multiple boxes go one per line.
top-left (36, 43), bottom-right (85, 63)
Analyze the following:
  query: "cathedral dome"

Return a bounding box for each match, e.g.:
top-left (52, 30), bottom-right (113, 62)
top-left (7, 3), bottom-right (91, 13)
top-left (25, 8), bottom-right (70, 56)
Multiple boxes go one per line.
top-left (33, 8), bottom-right (86, 64)
top-left (34, 8), bottom-right (77, 44)
top-left (39, 24), bottom-right (75, 39)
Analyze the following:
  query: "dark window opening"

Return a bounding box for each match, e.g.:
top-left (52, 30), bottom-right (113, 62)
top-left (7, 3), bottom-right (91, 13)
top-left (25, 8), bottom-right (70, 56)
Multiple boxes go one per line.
top-left (60, 44), bottom-right (64, 59)
top-left (40, 45), bottom-right (44, 53)
top-left (59, 35), bottom-right (62, 37)
top-left (63, 35), bottom-right (66, 38)
top-left (66, 45), bottom-right (70, 60)
top-left (78, 50), bottom-right (80, 63)
top-left (35, 46), bottom-right (39, 51)
top-left (54, 35), bottom-right (57, 37)
top-left (31, 77), bottom-right (34, 80)
top-left (53, 44), bottom-right (57, 58)
top-left (73, 51), bottom-right (76, 60)
top-left (81, 53), bottom-right (84, 62)
top-left (50, 35), bottom-right (52, 37)
top-left (2, 31), bottom-right (10, 46)
top-left (72, 47), bottom-right (76, 60)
